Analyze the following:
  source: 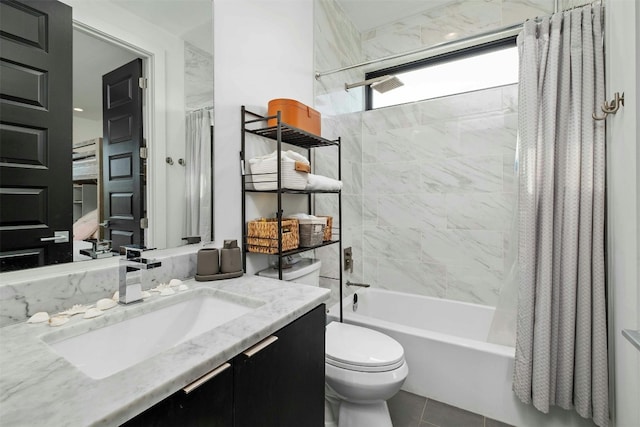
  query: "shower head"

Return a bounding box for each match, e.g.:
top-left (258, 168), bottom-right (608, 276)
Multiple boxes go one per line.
top-left (370, 75), bottom-right (404, 93)
top-left (345, 75), bottom-right (404, 93)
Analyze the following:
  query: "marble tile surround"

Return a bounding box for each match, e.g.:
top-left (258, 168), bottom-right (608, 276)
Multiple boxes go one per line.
top-left (314, 0), bottom-right (364, 116)
top-left (361, 85), bottom-right (518, 306)
top-left (313, 0), bottom-right (543, 308)
top-left (0, 245), bottom-right (200, 327)
top-left (312, 113), bottom-right (363, 307)
top-left (185, 42), bottom-right (214, 110)
top-left (361, 0), bottom-right (555, 62)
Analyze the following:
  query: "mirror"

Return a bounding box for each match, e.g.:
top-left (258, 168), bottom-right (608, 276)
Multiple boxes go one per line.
top-left (36, 0), bottom-right (212, 268)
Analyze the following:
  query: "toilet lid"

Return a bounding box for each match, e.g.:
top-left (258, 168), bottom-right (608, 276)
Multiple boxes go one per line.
top-left (325, 322), bottom-right (405, 372)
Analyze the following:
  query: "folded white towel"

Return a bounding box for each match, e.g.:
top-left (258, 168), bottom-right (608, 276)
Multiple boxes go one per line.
top-left (249, 150), bottom-right (309, 165)
top-left (305, 174), bottom-right (343, 191)
top-left (248, 150), bottom-right (309, 191)
top-left (283, 150), bottom-right (309, 165)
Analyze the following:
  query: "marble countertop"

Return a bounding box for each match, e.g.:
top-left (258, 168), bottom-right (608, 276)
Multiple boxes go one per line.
top-left (0, 275), bottom-right (330, 426)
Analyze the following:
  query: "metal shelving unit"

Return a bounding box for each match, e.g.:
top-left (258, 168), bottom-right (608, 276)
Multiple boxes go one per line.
top-left (241, 106), bottom-right (343, 320)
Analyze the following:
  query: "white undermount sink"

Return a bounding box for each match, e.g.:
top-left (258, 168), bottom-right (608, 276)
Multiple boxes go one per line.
top-left (45, 292), bottom-right (261, 380)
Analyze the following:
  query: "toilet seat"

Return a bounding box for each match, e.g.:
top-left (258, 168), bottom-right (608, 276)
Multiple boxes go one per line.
top-left (325, 322), bottom-right (405, 372)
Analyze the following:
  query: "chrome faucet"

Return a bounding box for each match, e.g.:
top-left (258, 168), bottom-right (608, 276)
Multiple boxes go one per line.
top-left (79, 239), bottom-right (114, 259)
top-left (119, 246), bottom-right (161, 304)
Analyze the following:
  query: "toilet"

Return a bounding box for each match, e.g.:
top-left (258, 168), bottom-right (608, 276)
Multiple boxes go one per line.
top-left (324, 321), bottom-right (408, 427)
top-left (258, 258), bottom-right (408, 427)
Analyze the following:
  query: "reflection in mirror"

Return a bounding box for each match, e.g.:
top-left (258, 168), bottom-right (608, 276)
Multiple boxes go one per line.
top-left (71, 30), bottom-right (139, 261)
top-left (0, 0), bottom-right (213, 271)
top-left (70, 0), bottom-right (214, 264)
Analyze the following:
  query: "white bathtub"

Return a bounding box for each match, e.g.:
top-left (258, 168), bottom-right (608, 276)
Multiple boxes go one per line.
top-left (328, 288), bottom-right (597, 427)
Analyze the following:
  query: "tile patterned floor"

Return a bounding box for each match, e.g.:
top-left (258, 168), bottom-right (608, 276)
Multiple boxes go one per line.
top-left (387, 391), bottom-right (514, 427)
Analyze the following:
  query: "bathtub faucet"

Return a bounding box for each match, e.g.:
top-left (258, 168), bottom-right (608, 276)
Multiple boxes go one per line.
top-left (346, 281), bottom-right (370, 288)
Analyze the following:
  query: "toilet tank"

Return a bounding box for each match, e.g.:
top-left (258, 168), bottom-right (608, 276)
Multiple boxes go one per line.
top-left (257, 258), bottom-right (322, 286)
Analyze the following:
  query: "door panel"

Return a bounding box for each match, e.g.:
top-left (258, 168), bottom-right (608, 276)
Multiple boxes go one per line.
top-left (0, 0), bottom-right (48, 50)
top-left (0, 123), bottom-right (48, 166)
top-left (101, 58), bottom-right (143, 252)
top-left (0, 0), bottom-right (72, 271)
top-left (0, 59), bottom-right (48, 108)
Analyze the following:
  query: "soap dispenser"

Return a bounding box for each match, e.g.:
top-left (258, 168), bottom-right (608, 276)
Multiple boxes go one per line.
top-left (220, 240), bottom-right (242, 273)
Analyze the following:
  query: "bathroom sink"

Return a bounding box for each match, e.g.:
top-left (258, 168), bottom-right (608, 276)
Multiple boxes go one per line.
top-left (45, 292), bottom-right (261, 379)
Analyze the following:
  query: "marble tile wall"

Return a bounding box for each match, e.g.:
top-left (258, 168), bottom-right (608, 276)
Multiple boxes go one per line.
top-left (314, 0), bottom-right (365, 116)
top-left (314, 112), bottom-right (364, 309)
top-left (185, 42), bottom-right (214, 110)
top-left (361, 0), bottom-right (555, 62)
top-left (361, 84), bottom-right (518, 306)
top-left (314, 0), bottom-right (365, 307)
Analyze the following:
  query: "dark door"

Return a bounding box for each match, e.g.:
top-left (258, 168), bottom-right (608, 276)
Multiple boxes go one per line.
top-left (0, 0), bottom-right (73, 271)
top-left (234, 304), bottom-right (326, 427)
top-left (101, 58), bottom-right (144, 252)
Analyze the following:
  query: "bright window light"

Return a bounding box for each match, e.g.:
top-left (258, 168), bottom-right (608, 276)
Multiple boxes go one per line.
top-left (371, 45), bottom-right (519, 109)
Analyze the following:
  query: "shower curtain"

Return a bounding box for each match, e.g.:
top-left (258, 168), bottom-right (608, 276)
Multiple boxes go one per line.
top-left (184, 108), bottom-right (213, 243)
top-left (512, 3), bottom-right (608, 427)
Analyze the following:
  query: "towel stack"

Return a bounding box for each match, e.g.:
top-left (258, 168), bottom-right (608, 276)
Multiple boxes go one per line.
top-left (248, 150), bottom-right (343, 191)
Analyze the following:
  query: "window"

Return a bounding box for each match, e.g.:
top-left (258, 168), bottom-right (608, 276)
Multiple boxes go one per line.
top-left (366, 37), bottom-right (518, 109)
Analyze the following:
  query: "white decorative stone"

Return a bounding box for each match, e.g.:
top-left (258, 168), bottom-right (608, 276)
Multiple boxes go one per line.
top-left (96, 298), bottom-right (117, 311)
top-left (83, 308), bottom-right (104, 319)
top-left (160, 288), bottom-right (176, 296)
top-left (58, 304), bottom-right (92, 317)
top-left (26, 312), bottom-right (49, 324)
top-left (48, 316), bottom-right (69, 327)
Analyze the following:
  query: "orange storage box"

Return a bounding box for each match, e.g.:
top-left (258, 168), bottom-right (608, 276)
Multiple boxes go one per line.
top-left (267, 99), bottom-right (321, 136)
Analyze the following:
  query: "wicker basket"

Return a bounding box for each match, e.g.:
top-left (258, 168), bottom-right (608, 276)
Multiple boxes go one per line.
top-left (296, 217), bottom-right (326, 247)
top-left (247, 218), bottom-right (299, 254)
top-left (318, 216), bottom-right (333, 241)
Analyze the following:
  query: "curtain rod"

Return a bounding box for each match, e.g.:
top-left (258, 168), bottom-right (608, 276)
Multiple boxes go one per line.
top-left (315, 0), bottom-right (601, 79)
top-left (314, 22), bottom-right (523, 79)
top-left (187, 105), bottom-right (214, 113)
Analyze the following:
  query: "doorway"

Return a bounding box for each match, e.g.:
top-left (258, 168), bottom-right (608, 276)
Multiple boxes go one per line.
top-left (71, 26), bottom-right (148, 261)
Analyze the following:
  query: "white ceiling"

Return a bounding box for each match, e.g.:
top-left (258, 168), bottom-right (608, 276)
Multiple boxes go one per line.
top-left (110, 0), bottom-right (213, 52)
top-left (335, 0), bottom-right (454, 32)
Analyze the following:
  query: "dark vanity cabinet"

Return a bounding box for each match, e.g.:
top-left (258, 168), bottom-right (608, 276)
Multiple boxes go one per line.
top-left (175, 362), bottom-right (234, 426)
top-left (122, 304), bottom-right (325, 427)
top-left (234, 304), bottom-right (326, 427)
top-left (121, 362), bottom-right (233, 427)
